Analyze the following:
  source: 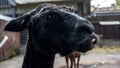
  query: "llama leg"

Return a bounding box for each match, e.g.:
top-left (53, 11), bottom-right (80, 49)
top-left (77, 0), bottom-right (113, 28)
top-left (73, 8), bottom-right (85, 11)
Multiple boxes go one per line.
top-left (70, 58), bottom-right (74, 68)
top-left (65, 57), bottom-right (69, 68)
top-left (77, 55), bottom-right (80, 68)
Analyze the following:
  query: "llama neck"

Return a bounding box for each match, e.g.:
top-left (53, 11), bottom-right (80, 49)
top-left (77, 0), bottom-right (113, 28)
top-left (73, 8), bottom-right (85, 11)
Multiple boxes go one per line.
top-left (22, 51), bottom-right (55, 68)
top-left (35, 54), bottom-right (55, 68)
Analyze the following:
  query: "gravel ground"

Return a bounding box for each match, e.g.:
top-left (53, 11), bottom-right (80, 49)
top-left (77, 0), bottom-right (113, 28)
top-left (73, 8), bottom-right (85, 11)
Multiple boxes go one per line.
top-left (0, 53), bottom-right (120, 68)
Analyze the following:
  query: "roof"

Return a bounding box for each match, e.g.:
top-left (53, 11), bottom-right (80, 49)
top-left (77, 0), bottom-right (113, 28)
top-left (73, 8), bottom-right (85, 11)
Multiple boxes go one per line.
top-left (99, 21), bottom-right (120, 25)
top-left (92, 11), bottom-right (120, 16)
top-left (14, 0), bottom-right (77, 4)
top-left (0, 14), bottom-right (14, 21)
top-left (0, 0), bottom-right (79, 6)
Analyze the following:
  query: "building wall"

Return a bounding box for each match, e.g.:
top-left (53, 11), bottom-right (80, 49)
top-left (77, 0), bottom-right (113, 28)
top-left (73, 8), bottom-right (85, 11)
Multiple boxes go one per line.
top-left (0, 20), bottom-right (20, 61)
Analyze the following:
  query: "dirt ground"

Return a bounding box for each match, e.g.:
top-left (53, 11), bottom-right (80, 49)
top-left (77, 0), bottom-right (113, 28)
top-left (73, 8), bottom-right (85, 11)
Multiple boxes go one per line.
top-left (54, 53), bottom-right (120, 68)
top-left (0, 53), bottom-right (120, 68)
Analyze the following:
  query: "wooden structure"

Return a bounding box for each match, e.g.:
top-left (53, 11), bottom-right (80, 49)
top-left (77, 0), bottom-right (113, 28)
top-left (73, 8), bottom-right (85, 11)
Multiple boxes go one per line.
top-left (88, 11), bottom-right (120, 39)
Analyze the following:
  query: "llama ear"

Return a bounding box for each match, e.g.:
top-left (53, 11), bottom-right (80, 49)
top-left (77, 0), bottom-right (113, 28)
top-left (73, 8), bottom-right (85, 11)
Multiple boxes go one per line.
top-left (3, 3), bottom-right (51, 32)
top-left (4, 14), bottom-right (30, 32)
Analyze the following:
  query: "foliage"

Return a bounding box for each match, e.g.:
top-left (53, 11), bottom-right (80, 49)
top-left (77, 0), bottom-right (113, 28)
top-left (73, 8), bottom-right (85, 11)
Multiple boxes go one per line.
top-left (116, 0), bottom-right (120, 8)
top-left (116, 0), bottom-right (120, 6)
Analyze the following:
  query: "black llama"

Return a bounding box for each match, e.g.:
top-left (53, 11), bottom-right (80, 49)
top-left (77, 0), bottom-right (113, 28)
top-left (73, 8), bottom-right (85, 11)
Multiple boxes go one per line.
top-left (4, 3), bottom-right (97, 68)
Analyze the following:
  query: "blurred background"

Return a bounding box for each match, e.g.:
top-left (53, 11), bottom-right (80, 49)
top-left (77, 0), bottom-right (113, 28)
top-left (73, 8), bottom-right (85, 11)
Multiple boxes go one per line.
top-left (0, 0), bottom-right (120, 68)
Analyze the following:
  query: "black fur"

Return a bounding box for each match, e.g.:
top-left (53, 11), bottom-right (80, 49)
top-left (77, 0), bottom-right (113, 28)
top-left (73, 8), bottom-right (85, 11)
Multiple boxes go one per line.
top-left (4, 3), bottom-right (97, 68)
